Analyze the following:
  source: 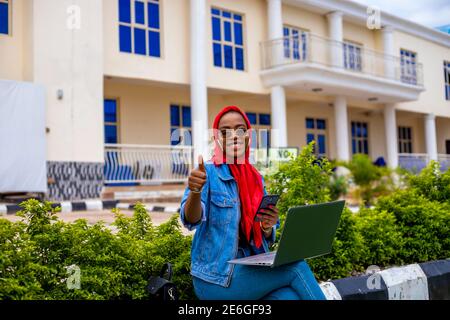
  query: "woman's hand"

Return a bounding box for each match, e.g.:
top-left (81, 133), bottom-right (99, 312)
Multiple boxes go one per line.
top-left (188, 155), bottom-right (207, 193)
top-left (258, 205), bottom-right (279, 231)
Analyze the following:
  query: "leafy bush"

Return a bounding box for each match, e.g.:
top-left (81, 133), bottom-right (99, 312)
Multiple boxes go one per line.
top-left (375, 190), bottom-right (450, 264)
top-left (407, 161), bottom-right (450, 204)
top-left (340, 154), bottom-right (397, 205)
top-left (354, 208), bottom-right (404, 267)
top-left (268, 147), bottom-right (450, 281)
top-left (1, 148), bottom-right (449, 299)
top-left (328, 174), bottom-right (348, 201)
top-left (0, 201), bottom-right (194, 300)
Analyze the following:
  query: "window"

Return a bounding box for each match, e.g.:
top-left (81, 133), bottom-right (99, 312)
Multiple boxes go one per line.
top-left (400, 49), bottom-right (417, 85)
top-left (283, 26), bottom-right (308, 61)
top-left (0, 0), bottom-right (9, 35)
top-left (170, 104), bottom-right (192, 146)
top-left (351, 121), bottom-right (369, 155)
top-left (118, 0), bottom-right (161, 57)
top-left (246, 112), bottom-right (271, 149)
top-left (211, 8), bottom-right (245, 71)
top-left (343, 41), bottom-right (362, 71)
top-left (104, 99), bottom-right (119, 144)
top-left (444, 61), bottom-right (450, 100)
top-left (305, 118), bottom-right (327, 157)
top-left (398, 126), bottom-right (413, 154)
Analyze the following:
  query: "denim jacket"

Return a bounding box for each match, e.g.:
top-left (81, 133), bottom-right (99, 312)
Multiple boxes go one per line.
top-left (179, 161), bottom-right (278, 287)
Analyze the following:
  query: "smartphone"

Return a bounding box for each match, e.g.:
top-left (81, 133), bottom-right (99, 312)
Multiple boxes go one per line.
top-left (254, 194), bottom-right (280, 222)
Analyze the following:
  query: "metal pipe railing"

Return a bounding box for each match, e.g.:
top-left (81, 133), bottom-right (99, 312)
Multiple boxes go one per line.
top-left (260, 33), bottom-right (424, 86)
top-left (104, 144), bottom-right (193, 184)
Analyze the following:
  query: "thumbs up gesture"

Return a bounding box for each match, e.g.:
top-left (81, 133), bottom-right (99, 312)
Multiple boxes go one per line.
top-left (188, 155), bottom-right (207, 193)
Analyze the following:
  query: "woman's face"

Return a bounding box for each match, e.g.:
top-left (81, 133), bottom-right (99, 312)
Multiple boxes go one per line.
top-left (217, 111), bottom-right (249, 161)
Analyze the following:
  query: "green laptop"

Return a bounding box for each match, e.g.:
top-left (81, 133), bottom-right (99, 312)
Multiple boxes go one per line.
top-left (228, 200), bottom-right (345, 268)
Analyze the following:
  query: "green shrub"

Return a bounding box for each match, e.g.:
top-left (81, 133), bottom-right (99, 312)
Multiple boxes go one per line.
top-left (329, 174), bottom-right (348, 201)
top-left (354, 208), bottom-right (404, 267)
top-left (0, 201), bottom-right (194, 300)
top-left (1, 153), bottom-right (449, 300)
top-left (407, 161), bottom-right (450, 204)
top-left (343, 154), bottom-right (395, 205)
top-left (375, 190), bottom-right (450, 264)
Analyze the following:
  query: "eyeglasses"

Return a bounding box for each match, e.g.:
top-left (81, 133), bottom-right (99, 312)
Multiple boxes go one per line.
top-left (219, 128), bottom-right (249, 139)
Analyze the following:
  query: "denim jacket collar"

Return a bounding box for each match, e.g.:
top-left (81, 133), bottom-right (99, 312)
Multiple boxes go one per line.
top-left (215, 164), bottom-right (235, 181)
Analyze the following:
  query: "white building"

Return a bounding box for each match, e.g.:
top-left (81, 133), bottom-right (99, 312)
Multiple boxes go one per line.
top-left (0, 0), bottom-right (449, 201)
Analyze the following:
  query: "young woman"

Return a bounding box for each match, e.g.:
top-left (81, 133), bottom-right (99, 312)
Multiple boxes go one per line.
top-left (180, 106), bottom-right (326, 300)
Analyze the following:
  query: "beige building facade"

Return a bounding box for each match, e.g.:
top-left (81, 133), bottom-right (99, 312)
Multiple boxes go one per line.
top-left (0, 0), bottom-right (449, 200)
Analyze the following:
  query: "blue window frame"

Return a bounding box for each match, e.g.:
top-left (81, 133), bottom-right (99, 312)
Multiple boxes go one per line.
top-left (0, 0), bottom-right (9, 35)
top-left (398, 126), bottom-right (413, 154)
top-left (211, 8), bottom-right (245, 71)
top-left (246, 112), bottom-right (257, 125)
top-left (444, 61), bottom-right (450, 101)
top-left (351, 121), bottom-right (369, 155)
top-left (283, 26), bottom-right (308, 61)
top-left (170, 104), bottom-right (192, 146)
top-left (104, 99), bottom-right (119, 144)
top-left (343, 41), bottom-right (362, 71)
top-left (118, 0), bottom-right (161, 57)
top-left (400, 49), bottom-right (417, 85)
top-left (244, 112), bottom-right (271, 149)
top-left (305, 118), bottom-right (327, 156)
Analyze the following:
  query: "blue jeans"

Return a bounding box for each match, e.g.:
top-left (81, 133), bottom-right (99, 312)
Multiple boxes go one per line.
top-left (193, 250), bottom-right (326, 300)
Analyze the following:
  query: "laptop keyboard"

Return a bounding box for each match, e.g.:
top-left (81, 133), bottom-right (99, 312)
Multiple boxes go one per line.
top-left (238, 251), bottom-right (277, 265)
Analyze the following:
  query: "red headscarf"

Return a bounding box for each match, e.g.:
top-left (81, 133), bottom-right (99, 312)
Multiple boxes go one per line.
top-left (211, 106), bottom-right (265, 249)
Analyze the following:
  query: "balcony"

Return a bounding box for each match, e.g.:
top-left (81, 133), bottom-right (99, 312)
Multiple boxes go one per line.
top-left (399, 153), bottom-right (450, 172)
top-left (260, 34), bottom-right (425, 103)
top-left (104, 144), bottom-right (193, 185)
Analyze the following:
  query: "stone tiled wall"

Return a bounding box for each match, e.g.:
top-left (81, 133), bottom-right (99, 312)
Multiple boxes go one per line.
top-left (46, 161), bottom-right (104, 201)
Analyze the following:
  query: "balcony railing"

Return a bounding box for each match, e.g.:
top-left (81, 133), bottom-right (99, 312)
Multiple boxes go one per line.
top-left (398, 153), bottom-right (429, 172)
top-left (104, 144), bottom-right (193, 185)
top-left (399, 153), bottom-right (450, 172)
top-left (260, 33), bottom-right (424, 86)
top-left (438, 154), bottom-right (450, 171)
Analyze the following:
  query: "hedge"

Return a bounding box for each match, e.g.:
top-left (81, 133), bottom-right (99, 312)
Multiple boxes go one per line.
top-left (0, 146), bottom-right (449, 299)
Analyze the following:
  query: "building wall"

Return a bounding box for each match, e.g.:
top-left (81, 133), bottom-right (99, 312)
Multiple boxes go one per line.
top-left (103, 0), bottom-right (190, 85)
top-left (436, 117), bottom-right (450, 154)
top-left (396, 111), bottom-right (426, 154)
top-left (343, 20), bottom-right (376, 51)
top-left (283, 4), bottom-right (328, 37)
top-left (30, 0), bottom-right (104, 163)
top-left (104, 80), bottom-right (190, 145)
top-left (393, 30), bottom-right (450, 118)
top-left (286, 101), bottom-right (337, 159)
top-left (0, 0), bottom-right (25, 81)
top-left (206, 0), bottom-right (268, 94)
top-left (104, 80), bottom-right (272, 146)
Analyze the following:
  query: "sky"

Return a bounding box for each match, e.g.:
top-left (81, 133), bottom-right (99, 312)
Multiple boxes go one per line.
top-left (351, 0), bottom-right (450, 29)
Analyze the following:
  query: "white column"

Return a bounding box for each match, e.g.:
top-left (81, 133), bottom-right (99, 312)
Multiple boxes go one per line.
top-left (326, 11), bottom-right (344, 68)
top-left (190, 0), bottom-right (208, 163)
top-left (267, 0), bottom-right (284, 67)
top-left (381, 26), bottom-right (395, 79)
top-left (267, 0), bottom-right (283, 39)
top-left (334, 96), bottom-right (350, 161)
top-left (270, 86), bottom-right (287, 147)
top-left (267, 0), bottom-right (288, 148)
top-left (384, 104), bottom-right (398, 168)
top-left (424, 113), bottom-right (438, 161)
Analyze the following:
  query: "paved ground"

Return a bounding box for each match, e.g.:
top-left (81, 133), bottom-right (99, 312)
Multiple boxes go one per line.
top-left (1, 203), bottom-right (195, 236)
